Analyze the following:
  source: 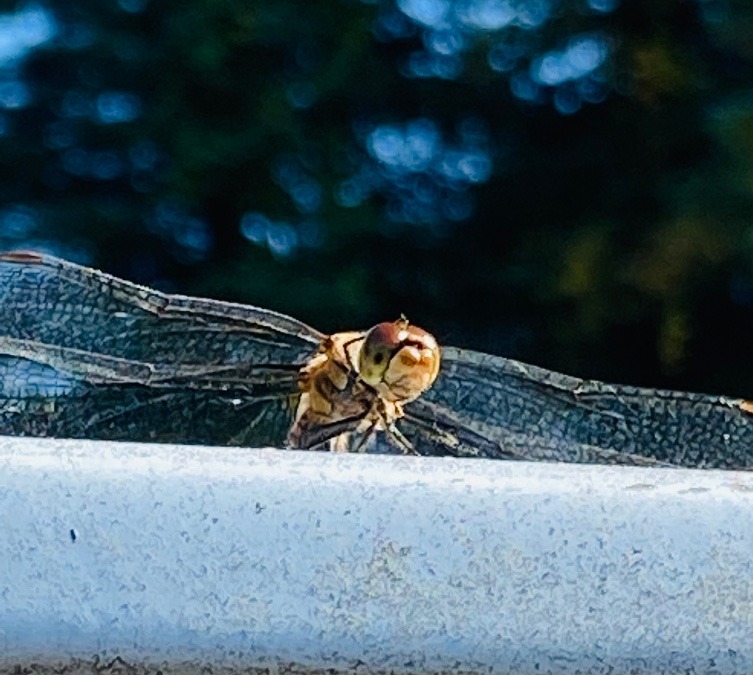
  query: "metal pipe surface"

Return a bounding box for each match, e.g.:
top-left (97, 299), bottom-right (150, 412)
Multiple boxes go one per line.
top-left (0, 436), bottom-right (752, 674)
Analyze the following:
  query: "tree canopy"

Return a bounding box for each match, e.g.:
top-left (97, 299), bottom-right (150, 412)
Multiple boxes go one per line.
top-left (2, 0), bottom-right (753, 394)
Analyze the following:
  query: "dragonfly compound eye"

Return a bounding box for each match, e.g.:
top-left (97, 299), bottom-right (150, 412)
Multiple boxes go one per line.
top-left (358, 319), bottom-right (441, 403)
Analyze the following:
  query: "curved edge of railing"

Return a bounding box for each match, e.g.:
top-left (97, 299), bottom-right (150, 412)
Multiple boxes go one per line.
top-left (0, 435), bottom-right (752, 674)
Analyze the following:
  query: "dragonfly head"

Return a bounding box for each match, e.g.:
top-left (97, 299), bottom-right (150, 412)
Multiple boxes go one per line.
top-left (358, 317), bottom-right (441, 403)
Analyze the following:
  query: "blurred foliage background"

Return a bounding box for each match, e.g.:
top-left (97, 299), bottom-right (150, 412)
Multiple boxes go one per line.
top-left (1, 0), bottom-right (753, 393)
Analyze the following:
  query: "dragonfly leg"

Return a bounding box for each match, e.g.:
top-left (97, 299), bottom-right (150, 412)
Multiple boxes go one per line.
top-left (329, 432), bottom-right (354, 452)
top-left (362, 398), bottom-right (417, 455)
top-left (385, 422), bottom-right (417, 454)
top-left (351, 420), bottom-right (378, 453)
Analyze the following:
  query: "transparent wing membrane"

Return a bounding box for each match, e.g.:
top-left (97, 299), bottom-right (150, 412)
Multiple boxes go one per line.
top-left (404, 347), bottom-right (753, 468)
top-left (0, 253), bottom-right (317, 446)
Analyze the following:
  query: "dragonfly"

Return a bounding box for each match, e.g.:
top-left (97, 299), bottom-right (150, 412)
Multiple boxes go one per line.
top-left (0, 251), bottom-right (752, 469)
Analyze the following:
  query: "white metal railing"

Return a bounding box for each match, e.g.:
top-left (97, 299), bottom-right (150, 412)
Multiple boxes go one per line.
top-left (1, 435), bottom-right (752, 673)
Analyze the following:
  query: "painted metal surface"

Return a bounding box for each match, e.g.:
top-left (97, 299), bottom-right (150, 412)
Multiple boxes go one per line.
top-left (1, 435), bottom-right (752, 673)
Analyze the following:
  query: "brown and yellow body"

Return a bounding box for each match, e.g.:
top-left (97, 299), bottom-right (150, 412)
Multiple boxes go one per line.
top-left (287, 318), bottom-right (441, 451)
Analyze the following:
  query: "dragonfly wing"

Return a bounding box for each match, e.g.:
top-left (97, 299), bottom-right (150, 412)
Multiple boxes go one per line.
top-left (0, 351), bottom-right (301, 446)
top-left (0, 252), bottom-right (323, 367)
top-left (404, 346), bottom-right (753, 468)
top-left (400, 398), bottom-right (673, 466)
top-left (0, 252), bottom-right (320, 445)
